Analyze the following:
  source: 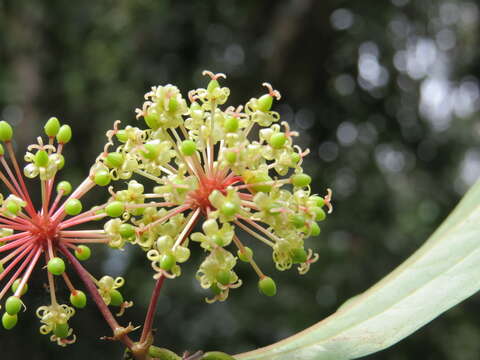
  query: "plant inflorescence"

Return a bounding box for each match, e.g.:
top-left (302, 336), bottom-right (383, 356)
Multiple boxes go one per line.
top-left (0, 71), bottom-right (332, 358)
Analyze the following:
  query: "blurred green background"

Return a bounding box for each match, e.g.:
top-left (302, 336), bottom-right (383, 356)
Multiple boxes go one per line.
top-left (1, 0), bottom-right (480, 359)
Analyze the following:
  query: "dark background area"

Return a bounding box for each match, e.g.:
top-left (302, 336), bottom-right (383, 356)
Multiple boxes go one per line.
top-left (1, 0), bottom-right (480, 359)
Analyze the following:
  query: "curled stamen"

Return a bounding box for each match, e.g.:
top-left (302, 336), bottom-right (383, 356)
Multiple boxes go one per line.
top-left (324, 188), bottom-right (333, 213)
top-left (116, 300), bottom-right (134, 317)
top-left (202, 70), bottom-right (227, 80)
top-left (188, 90), bottom-right (199, 103)
top-left (262, 82), bottom-right (282, 100)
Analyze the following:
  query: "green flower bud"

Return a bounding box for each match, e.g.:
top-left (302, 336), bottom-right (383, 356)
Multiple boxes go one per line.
top-left (56, 125), bottom-right (72, 144)
top-left (168, 97), bottom-right (179, 112)
top-left (160, 253), bottom-right (176, 271)
top-left (144, 108), bottom-right (160, 129)
top-left (2, 312), bottom-right (17, 330)
top-left (65, 198), bottom-right (82, 215)
top-left (34, 150), bottom-right (49, 167)
top-left (6, 200), bottom-right (20, 215)
top-left (11, 278), bottom-right (27, 295)
top-left (309, 195), bottom-right (325, 207)
top-left (106, 201), bottom-right (125, 218)
top-left (291, 152), bottom-right (301, 164)
top-left (215, 270), bottom-right (231, 286)
top-left (74, 245), bottom-right (91, 261)
top-left (291, 248), bottom-right (308, 264)
top-left (257, 94), bottom-right (273, 112)
top-left (54, 323), bottom-right (70, 339)
top-left (94, 169), bottom-right (111, 186)
top-left (57, 181), bottom-right (72, 195)
top-left (210, 283), bottom-right (222, 295)
top-left (207, 79), bottom-right (220, 93)
top-left (258, 276), bottom-right (277, 296)
top-left (224, 116), bottom-right (239, 133)
top-left (220, 201), bottom-right (238, 217)
top-left (105, 152), bottom-right (124, 168)
top-left (237, 247), bottom-right (253, 262)
top-left (70, 290), bottom-right (87, 309)
top-left (116, 130), bottom-right (127, 143)
top-left (44, 117), bottom-right (60, 137)
top-left (47, 257), bottom-right (66, 276)
top-left (56, 154), bottom-right (65, 169)
top-left (269, 132), bottom-right (286, 149)
top-left (313, 207), bottom-right (326, 221)
top-left (142, 142), bottom-right (160, 160)
top-left (109, 289), bottom-right (124, 306)
top-left (119, 223), bottom-right (135, 238)
top-left (310, 222), bottom-right (321, 236)
top-left (5, 296), bottom-right (22, 315)
top-left (0, 144), bottom-right (4, 156)
top-left (0, 262), bottom-right (3, 273)
top-left (291, 173), bottom-right (311, 187)
top-left (181, 140), bottom-right (197, 156)
top-left (0, 121), bottom-right (13, 141)
top-left (224, 150), bottom-right (237, 164)
top-left (290, 214), bottom-right (305, 228)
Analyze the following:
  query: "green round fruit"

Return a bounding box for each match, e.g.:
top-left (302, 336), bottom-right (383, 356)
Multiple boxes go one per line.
top-left (180, 140), bottom-right (197, 156)
top-left (94, 169), bottom-right (111, 186)
top-left (258, 276), bottom-right (277, 297)
top-left (237, 247), bottom-right (253, 262)
top-left (65, 199), bottom-right (82, 216)
top-left (2, 312), bottom-right (17, 330)
top-left (269, 132), bottom-right (286, 149)
top-left (56, 181), bottom-right (72, 195)
top-left (74, 245), bottom-right (91, 261)
top-left (70, 290), bottom-right (87, 309)
top-left (11, 279), bottom-right (28, 295)
top-left (106, 201), bottom-right (125, 218)
top-left (119, 223), bottom-right (135, 238)
top-left (44, 117), bottom-right (60, 137)
top-left (0, 121), bottom-right (13, 141)
top-left (5, 296), bottom-right (22, 315)
top-left (105, 152), bottom-right (124, 168)
top-left (56, 125), bottom-right (72, 144)
top-left (47, 257), bottom-right (66, 276)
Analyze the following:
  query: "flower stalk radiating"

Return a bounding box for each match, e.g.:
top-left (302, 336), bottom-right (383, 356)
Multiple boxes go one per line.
top-left (0, 119), bottom-right (131, 345)
top-left (0, 71), bottom-right (332, 356)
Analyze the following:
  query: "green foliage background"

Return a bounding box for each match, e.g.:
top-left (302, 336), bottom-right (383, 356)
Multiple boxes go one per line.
top-left (0, 1), bottom-right (479, 359)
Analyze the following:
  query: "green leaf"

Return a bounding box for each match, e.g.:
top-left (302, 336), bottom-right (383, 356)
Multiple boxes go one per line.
top-left (236, 181), bottom-right (480, 360)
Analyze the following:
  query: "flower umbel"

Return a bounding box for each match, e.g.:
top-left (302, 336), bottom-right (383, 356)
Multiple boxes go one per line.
top-left (0, 118), bottom-right (131, 344)
top-left (102, 71), bottom-right (333, 303)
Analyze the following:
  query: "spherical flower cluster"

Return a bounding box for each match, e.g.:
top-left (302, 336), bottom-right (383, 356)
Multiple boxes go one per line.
top-left (0, 118), bottom-right (131, 344)
top-left (95, 71), bottom-right (333, 302)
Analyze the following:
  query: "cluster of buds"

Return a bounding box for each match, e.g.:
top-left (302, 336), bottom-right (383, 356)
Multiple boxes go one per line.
top-left (94, 71), bottom-right (333, 303)
top-left (0, 118), bottom-right (131, 345)
top-left (0, 70), bottom-right (332, 346)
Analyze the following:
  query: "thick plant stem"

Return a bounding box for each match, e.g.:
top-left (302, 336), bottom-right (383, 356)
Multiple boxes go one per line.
top-left (140, 275), bottom-right (166, 344)
top-left (58, 243), bottom-right (136, 354)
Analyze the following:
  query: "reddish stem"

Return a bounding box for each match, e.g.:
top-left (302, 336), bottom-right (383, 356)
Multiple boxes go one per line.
top-left (58, 243), bottom-right (135, 351)
top-left (139, 275), bottom-right (165, 344)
